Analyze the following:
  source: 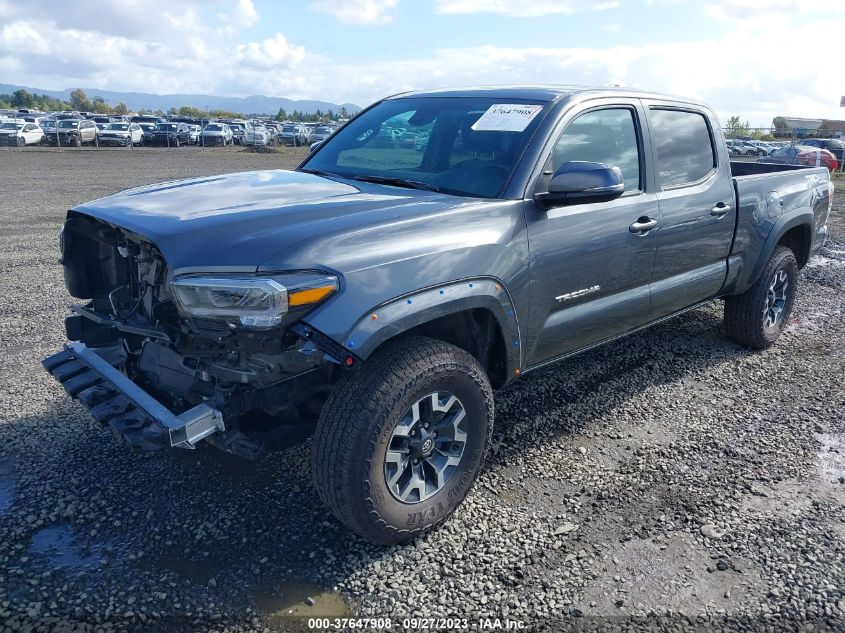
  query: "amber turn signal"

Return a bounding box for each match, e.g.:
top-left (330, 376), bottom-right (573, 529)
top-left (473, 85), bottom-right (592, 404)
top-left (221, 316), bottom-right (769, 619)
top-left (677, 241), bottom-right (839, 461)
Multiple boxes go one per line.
top-left (289, 284), bottom-right (337, 307)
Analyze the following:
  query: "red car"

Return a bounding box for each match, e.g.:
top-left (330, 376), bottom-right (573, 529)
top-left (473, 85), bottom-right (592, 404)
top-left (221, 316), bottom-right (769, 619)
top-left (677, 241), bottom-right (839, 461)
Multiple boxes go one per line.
top-left (762, 145), bottom-right (839, 172)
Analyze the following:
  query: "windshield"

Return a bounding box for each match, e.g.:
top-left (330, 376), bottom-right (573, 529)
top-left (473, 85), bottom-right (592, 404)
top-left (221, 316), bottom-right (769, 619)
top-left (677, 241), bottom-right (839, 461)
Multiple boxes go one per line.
top-left (315, 127), bottom-right (332, 134)
top-left (301, 96), bottom-right (548, 198)
top-left (205, 124), bottom-right (222, 131)
top-left (1, 122), bottom-right (20, 130)
top-left (106, 124), bottom-right (129, 131)
top-left (282, 125), bottom-right (297, 133)
top-left (58, 120), bottom-right (79, 128)
top-left (155, 123), bottom-right (177, 131)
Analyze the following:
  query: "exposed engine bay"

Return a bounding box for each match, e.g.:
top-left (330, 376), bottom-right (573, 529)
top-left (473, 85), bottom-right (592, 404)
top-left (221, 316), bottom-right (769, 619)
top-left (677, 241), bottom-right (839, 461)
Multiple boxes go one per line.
top-left (58, 211), bottom-right (345, 458)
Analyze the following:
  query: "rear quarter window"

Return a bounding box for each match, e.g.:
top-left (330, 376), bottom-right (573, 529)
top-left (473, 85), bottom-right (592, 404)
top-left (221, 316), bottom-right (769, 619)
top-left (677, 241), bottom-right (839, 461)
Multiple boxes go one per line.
top-left (649, 109), bottom-right (716, 187)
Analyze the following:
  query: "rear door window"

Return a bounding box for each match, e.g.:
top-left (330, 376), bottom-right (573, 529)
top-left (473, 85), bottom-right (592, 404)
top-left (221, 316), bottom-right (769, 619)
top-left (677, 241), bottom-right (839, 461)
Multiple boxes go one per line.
top-left (649, 109), bottom-right (716, 187)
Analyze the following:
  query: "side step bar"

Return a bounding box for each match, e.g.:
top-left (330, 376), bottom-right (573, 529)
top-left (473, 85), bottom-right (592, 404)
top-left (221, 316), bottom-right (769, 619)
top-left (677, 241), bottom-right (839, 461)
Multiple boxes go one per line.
top-left (42, 342), bottom-right (224, 451)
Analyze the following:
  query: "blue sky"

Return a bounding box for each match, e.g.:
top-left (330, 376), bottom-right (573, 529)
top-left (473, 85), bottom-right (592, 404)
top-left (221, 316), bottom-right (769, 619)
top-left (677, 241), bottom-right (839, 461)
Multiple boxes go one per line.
top-left (2, 0), bottom-right (844, 125)
top-left (278, 2), bottom-right (704, 60)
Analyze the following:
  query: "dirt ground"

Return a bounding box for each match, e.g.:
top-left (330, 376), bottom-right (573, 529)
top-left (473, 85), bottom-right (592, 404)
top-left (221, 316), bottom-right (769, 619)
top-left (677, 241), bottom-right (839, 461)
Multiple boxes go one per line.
top-left (0, 147), bottom-right (843, 632)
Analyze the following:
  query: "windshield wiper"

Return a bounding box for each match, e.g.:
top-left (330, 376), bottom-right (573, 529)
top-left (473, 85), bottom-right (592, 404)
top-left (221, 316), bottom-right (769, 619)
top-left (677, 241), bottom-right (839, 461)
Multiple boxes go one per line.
top-left (352, 175), bottom-right (440, 192)
top-left (298, 168), bottom-right (341, 179)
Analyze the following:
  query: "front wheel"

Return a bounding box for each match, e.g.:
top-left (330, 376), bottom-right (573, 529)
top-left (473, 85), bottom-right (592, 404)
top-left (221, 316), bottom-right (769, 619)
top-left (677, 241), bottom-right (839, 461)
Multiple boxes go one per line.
top-left (312, 336), bottom-right (494, 544)
top-left (724, 245), bottom-right (797, 349)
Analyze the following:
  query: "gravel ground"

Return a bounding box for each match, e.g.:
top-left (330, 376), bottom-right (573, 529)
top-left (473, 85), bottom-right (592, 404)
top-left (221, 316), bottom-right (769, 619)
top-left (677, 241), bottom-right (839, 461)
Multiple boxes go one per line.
top-left (0, 149), bottom-right (843, 633)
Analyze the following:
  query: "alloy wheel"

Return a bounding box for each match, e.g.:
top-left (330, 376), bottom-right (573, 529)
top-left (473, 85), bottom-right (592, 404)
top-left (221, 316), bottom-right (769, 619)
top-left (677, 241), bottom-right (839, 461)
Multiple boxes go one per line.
top-left (384, 391), bottom-right (468, 504)
top-left (763, 269), bottom-right (789, 329)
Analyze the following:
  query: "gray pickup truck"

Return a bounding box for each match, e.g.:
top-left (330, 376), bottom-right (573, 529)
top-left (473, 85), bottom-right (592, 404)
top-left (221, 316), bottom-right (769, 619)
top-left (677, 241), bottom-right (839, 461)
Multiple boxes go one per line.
top-left (43, 87), bottom-right (833, 544)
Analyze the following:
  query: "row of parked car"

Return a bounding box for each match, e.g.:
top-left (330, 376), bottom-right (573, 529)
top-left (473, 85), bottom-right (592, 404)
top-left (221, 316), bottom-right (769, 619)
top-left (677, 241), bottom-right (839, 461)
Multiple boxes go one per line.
top-left (725, 138), bottom-right (790, 156)
top-left (724, 137), bottom-right (843, 172)
top-left (0, 110), bottom-right (340, 149)
top-left (758, 142), bottom-right (843, 172)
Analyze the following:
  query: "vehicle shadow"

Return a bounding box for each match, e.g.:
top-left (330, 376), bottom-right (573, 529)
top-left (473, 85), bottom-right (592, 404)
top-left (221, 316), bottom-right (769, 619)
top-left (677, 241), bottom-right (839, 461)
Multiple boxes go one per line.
top-left (0, 303), bottom-right (753, 627)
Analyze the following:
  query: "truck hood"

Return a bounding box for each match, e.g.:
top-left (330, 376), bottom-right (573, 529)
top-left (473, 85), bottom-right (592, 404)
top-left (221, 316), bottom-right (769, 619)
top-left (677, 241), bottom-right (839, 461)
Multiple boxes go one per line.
top-left (72, 169), bottom-right (464, 274)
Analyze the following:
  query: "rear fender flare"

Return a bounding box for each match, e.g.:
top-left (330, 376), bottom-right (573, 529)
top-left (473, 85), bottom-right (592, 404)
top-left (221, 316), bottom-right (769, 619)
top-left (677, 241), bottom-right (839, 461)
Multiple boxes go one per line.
top-left (745, 209), bottom-right (813, 290)
top-left (342, 277), bottom-right (523, 376)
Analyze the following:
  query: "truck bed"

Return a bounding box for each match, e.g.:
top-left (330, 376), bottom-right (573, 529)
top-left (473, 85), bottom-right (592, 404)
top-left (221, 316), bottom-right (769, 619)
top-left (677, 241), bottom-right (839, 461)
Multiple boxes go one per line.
top-left (729, 161), bottom-right (815, 177)
top-left (724, 161), bottom-right (831, 297)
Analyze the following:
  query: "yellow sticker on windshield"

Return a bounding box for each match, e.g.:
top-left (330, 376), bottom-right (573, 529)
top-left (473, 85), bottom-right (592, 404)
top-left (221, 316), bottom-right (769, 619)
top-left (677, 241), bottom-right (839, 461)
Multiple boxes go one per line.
top-left (471, 104), bottom-right (543, 132)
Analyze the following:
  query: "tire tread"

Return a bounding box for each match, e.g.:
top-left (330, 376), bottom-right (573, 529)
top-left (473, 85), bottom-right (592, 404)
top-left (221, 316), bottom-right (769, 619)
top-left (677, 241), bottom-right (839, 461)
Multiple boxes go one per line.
top-left (312, 336), bottom-right (493, 544)
top-left (724, 245), bottom-right (797, 349)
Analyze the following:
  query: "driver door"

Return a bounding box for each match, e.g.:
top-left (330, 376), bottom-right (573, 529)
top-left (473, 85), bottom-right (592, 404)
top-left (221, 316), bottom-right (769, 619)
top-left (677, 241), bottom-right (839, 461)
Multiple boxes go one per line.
top-left (524, 101), bottom-right (659, 367)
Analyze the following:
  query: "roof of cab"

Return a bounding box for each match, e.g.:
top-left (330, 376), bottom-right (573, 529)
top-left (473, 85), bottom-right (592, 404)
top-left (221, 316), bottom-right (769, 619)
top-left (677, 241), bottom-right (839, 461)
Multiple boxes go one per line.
top-left (386, 85), bottom-right (707, 107)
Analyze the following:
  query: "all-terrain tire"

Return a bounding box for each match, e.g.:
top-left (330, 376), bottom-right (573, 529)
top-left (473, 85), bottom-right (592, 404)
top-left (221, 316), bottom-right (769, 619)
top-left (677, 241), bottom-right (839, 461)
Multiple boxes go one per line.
top-left (724, 245), bottom-right (797, 349)
top-left (312, 336), bottom-right (494, 544)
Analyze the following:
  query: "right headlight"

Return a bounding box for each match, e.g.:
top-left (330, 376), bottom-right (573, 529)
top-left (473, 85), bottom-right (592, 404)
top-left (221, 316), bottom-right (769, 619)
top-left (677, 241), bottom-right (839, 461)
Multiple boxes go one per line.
top-left (170, 272), bottom-right (338, 329)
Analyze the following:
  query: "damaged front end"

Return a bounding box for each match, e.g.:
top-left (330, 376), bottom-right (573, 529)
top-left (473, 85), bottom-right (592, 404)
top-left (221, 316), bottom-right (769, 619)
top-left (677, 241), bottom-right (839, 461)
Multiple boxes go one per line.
top-left (43, 211), bottom-right (354, 459)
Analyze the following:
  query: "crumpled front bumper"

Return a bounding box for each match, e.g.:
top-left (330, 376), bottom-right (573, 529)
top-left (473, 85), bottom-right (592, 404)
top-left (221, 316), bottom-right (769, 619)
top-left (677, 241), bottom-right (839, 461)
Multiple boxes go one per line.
top-left (42, 342), bottom-right (224, 452)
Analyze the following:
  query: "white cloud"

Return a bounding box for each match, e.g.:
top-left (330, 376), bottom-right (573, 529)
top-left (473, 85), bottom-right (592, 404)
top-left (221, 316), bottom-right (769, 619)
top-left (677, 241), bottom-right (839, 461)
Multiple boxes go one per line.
top-left (711, 0), bottom-right (845, 14)
top-left (0, 0), bottom-right (842, 127)
top-left (296, 14), bottom-right (845, 125)
top-left (435, 0), bottom-right (619, 16)
top-left (233, 0), bottom-right (259, 26)
top-left (311, 0), bottom-right (398, 25)
top-left (0, 1), bottom-right (307, 100)
top-left (236, 32), bottom-right (306, 69)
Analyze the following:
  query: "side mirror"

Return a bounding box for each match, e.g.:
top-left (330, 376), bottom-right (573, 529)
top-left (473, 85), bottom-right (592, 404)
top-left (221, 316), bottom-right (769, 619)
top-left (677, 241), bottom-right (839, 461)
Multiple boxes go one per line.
top-left (535, 161), bottom-right (624, 208)
top-left (309, 141), bottom-right (324, 153)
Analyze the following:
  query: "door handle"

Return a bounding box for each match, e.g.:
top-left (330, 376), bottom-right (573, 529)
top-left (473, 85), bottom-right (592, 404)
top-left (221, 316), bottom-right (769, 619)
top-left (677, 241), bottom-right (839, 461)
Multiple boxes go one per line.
top-left (711, 202), bottom-right (731, 217)
top-left (629, 217), bottom-right (659, 234)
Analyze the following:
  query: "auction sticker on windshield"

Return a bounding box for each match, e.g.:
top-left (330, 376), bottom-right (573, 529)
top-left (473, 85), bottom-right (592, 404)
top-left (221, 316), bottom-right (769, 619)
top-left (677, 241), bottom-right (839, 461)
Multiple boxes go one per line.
top-left (471, 104), bottom-right (543, 132)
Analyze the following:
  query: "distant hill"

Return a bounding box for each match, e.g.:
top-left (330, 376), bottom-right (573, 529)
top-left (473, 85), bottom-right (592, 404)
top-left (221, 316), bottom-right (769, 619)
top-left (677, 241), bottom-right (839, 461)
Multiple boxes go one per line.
top-left (0, 83), bottom-right (360, 116)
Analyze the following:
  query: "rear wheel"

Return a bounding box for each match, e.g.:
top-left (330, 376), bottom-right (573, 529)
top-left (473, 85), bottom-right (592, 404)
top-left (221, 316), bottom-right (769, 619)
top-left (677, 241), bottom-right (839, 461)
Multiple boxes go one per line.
top-left (724, 246), bottom-right (797, 349)
top-left (312, 336), bottom-right (494, 544)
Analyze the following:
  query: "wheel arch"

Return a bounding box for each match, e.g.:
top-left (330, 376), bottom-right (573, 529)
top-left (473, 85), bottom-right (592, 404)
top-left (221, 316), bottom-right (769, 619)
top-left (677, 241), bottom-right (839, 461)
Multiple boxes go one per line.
top-left (776, 223), bottom-right (812, 269)
top-left (341, 278), bottom-right (522, 389)
top-left (743, 210), bottom-right (814, 291)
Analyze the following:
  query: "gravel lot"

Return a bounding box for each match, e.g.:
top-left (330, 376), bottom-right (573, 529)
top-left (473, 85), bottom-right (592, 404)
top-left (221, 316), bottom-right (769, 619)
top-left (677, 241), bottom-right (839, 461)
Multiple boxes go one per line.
top-left (0, 148), bottom-right (843, 633)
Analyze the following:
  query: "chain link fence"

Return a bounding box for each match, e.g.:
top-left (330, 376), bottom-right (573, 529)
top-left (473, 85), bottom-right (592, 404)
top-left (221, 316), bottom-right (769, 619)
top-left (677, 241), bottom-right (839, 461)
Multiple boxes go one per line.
top-left (723, 126), bottom-right (845, 174)
top-left (3, 117), bottom-right (843, 175)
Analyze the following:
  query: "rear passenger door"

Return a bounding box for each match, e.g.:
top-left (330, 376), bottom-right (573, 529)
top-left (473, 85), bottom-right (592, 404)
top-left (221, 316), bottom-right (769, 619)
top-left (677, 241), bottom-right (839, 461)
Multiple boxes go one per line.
top-left (644, 104), bottom-right (736, 318)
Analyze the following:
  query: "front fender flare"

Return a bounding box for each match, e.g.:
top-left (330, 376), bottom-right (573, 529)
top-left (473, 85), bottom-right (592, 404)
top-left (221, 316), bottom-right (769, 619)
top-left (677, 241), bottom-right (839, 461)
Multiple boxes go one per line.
top-left (341, 277), bottom-right (523, 377)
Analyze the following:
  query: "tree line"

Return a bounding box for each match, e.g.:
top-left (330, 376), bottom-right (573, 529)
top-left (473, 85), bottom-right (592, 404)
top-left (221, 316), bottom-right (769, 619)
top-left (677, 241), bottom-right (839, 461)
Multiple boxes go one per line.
top-left (724, 115), bottom-right (776, 140)
top-left (2, 88), bottom-right (349, 123)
